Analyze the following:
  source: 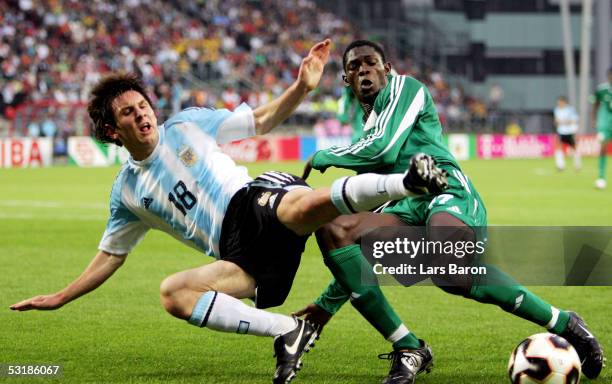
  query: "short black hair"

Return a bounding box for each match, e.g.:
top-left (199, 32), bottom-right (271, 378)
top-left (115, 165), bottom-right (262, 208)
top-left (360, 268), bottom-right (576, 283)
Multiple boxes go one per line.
top-left (558, 95), bottom-right (567, 102)
top-left (87, 72), bottom-right (154, 146)
top-left (342, 40), bottom-right (386, 70)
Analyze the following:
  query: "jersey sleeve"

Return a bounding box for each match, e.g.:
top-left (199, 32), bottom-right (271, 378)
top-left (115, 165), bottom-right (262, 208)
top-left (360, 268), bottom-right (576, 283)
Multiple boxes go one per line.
top-left (165, 103), bottom-right (255, 144)
top-left (98, 171), bottom-right (149, 255)
top-left (311, 76), bottom-right (427, 173)
top-left (215, 103), bottom-right (256, 144)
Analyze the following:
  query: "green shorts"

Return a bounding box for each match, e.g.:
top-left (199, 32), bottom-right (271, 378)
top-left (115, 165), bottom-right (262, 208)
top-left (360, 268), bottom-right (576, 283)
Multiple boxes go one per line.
top-left (383, 165), bottom-right (487, 228)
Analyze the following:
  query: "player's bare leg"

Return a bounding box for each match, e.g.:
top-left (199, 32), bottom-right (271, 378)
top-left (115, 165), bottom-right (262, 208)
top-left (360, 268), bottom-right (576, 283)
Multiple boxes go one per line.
top-left (278, 153), bottom-right (449, 236)
top-left (160, 260), bottom-right (318, 383)
top-left (554, 136), bottom-right (566, 171)
top-left (568, 144), bottom-right (581, 170)
top-left (160, 260), bottom-right (256, 319)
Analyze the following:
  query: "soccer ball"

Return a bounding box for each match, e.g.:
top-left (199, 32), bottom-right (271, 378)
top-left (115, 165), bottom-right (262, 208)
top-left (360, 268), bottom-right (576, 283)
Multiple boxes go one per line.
top-left (508, 333), bottom-right (581, 384)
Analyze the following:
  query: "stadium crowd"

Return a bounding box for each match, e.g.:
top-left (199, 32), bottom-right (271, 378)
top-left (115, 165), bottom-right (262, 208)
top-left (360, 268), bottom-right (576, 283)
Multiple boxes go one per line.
top-left (0, 0), bottom-right (490, 138)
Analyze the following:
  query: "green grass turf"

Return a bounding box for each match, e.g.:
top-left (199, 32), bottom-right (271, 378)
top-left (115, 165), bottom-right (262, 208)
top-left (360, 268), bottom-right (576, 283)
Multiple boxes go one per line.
top-left (1, 158), bottom-right (611, 383)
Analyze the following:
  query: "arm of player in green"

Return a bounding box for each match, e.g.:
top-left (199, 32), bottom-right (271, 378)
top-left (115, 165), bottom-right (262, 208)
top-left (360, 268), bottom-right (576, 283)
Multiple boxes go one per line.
top-left (312, 77), bottom-right (427, 173)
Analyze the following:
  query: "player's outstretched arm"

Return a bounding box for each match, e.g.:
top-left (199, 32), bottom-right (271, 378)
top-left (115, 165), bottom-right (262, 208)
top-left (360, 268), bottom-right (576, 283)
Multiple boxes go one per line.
top-left (9, 250), bottom-right (127, 311)
top-left (253, 39), bottom-right (331, 135)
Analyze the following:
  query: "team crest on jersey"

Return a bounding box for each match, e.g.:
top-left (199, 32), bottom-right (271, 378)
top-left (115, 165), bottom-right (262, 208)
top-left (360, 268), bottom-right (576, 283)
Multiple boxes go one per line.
top-left (257, 191), bottom-right (272, 206)
top-left (178, 146), bottom-right (197, 167)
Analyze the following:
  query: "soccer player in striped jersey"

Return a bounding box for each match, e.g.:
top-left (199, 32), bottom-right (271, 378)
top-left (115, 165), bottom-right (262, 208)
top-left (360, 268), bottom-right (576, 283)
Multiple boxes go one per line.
top-left (553, 96), bottom-right (580, 171)
top-left (9, 40), bottom-right (450, 383)
top-left (296, 40), bottom-right (604, 383)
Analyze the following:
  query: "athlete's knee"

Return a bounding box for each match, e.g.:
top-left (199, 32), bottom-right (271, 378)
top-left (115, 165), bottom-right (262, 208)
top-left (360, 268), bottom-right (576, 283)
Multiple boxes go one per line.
top-left (159, 274), bottom-right (213, 318)
top-left (315, 221), bottom-right (359, 253)
top-left (159, 275), bottom-right (182, 316)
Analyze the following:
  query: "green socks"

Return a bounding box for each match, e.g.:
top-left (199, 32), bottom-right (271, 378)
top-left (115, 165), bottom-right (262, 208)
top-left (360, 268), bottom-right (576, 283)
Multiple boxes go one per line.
top-left (468, 265), bottom-right (570, 333)
top-left (322, 246), bottom-right (572, 347)
top-left (324, 244), bottom-right (420, 349)
top-left (598, 154), bottom-right (607, 179)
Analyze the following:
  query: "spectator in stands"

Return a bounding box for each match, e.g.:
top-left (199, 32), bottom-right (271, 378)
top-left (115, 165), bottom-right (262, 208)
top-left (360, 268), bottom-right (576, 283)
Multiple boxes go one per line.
top-left (1, 0), bottom-right (485, 136)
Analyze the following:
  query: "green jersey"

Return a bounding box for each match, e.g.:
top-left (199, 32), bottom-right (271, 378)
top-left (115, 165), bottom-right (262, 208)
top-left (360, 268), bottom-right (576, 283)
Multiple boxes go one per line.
top-left (590, 82), bottom-right (612, 132)
top-left (312, 75), bottom-right (461, 175)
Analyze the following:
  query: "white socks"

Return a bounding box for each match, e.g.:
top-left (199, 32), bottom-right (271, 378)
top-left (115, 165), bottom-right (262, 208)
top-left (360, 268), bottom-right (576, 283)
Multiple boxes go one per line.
top-left (188, 291), bottom-right (297, 337)
top-left (386, 324), bottom-right (411, 344)
top-left (573, 151), bottom-right (581, 169)
top-left (330, 173), bottom-right (411, 215)
top-left (556, 149), bottom-right (581, 170)
top-left (555, 149), bottom-right (566, 170)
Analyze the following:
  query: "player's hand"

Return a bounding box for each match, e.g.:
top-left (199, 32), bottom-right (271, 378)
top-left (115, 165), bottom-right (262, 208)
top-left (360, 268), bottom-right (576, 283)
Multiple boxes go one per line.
top-left (298, 39), bottom-right (331, 92)
top-left (293, 303), bottom-right (332, 330)
top-left (403, 153), bottom-right (449, 195)
top-left (301, 154), bottom-right (326, 181)
top-left (9, 294), bottom-right (65, 311)
top-left (302, 156), bottom-right (314, 180)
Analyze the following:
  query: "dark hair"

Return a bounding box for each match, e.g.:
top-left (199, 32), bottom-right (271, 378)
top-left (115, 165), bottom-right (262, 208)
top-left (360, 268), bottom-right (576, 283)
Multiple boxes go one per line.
top-left (342, 40), bottom-right (386, 70)
top-left (87, 72), bottom-right (154, 146)
top-left (558, 95), bottom-right (567, 102)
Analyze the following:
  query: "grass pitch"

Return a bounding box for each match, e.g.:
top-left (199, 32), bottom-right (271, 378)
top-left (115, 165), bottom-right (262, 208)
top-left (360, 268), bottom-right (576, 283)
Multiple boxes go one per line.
top-left (1, 158), bottom-right (611, 383)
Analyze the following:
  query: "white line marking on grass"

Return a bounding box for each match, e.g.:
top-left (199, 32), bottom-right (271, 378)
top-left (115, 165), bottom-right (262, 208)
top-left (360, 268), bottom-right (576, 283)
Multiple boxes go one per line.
top-left (533, 168), bottom-right (552, 176)
top-left (0, 212), bottom-right (106, 221)
top-left (0, 200), bottom-right (106, 209)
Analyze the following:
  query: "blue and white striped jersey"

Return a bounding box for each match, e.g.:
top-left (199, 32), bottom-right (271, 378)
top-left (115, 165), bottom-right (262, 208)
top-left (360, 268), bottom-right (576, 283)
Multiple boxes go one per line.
top-left (99, 103), bottom-right (255, 258)
top-left (554, 105), bottom-right (578, 135)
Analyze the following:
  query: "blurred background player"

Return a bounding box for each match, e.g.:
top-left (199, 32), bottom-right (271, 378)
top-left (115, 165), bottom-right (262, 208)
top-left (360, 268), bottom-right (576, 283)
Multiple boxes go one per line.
top-left (591, 67), bottom-right (612, 189)
top-left (553, 96), bottom-right (581, 171)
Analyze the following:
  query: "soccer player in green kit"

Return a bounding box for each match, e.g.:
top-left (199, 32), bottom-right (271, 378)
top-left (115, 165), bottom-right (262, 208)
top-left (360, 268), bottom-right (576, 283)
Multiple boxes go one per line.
top-left (592, 67), bottom-right (612, 189)
top-left (296, 40), bottom-right (604, 383)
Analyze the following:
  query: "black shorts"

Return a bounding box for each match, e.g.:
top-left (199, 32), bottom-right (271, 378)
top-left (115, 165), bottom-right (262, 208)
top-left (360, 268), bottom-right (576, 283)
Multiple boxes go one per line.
top-left (558, 134), bottom-right (576, 147)
top-left (219, 171), bottom-right (310, 309)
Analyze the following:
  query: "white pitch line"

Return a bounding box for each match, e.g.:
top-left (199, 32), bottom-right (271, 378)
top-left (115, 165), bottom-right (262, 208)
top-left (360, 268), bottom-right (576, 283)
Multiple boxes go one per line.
top-left (0, 212), bottom-right (106, 221)
top-left (0, 200), bottom-right (106, 209)
top-left (532, 168), bottom-right (553, 176)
